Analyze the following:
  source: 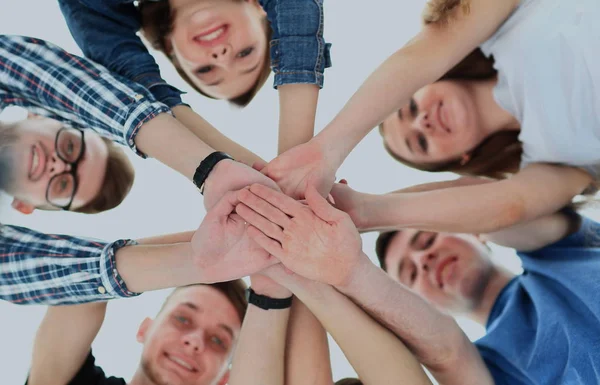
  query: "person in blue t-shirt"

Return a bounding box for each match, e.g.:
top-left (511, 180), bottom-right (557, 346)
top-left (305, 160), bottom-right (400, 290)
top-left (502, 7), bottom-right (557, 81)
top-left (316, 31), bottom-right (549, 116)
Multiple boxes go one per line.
top-left (233, 184), bottom-right (600, 385)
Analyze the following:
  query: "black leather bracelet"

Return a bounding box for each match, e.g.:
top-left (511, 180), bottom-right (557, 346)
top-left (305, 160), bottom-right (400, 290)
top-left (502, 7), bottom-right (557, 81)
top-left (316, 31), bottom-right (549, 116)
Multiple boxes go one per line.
top-left (193, 151), bottom-right (234, 194)
top-left (246, 288), bottom-right (293, 310)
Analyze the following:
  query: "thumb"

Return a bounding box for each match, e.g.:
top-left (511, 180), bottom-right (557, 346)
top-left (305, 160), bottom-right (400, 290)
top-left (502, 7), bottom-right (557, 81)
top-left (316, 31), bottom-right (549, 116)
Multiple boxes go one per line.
top-left (208, 191), bottom-right (239, 218)
top-left (251, 160), bottom-right (268, 172)
top-left (306, 185), bottom-right (340, 223)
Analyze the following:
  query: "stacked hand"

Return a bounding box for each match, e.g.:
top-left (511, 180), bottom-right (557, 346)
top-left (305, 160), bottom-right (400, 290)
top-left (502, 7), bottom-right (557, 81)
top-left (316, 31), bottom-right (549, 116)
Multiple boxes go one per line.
top-left (235, 184), bottom-right (364, 287)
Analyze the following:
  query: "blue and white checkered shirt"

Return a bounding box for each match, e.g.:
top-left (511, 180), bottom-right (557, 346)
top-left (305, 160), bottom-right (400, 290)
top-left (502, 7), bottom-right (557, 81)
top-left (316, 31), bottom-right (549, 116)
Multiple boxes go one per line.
top-left (0, 35), bottom-right (172, 304)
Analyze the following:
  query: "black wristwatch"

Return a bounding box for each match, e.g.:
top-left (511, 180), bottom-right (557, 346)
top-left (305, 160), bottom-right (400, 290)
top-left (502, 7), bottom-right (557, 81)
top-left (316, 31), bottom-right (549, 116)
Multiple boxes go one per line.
top-left (246, 288), bottom-right (293, 310)
top-left (193, 151), bottom-right (234, 194)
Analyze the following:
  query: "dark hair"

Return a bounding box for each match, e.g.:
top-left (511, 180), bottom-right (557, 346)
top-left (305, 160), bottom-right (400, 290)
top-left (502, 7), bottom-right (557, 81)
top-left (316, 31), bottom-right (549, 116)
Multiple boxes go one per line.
top-left (375, 231), bottom-right (399, 271)
top-left (162, 280), bottom-right (249, 323)
top-left (380, 48), bottom-right (524, 180)
top-left (75, 138), bottom-right (135, 214)
top-left (335, 378), bottom-right (363, 385)
top-left (138, 0), bottom-right (273, 108)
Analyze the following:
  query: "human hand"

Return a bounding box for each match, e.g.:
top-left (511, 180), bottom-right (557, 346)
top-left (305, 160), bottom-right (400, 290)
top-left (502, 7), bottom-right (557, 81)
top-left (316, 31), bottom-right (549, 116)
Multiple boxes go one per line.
top-left (192, 191), bottom-right (278, 283)
top-left (203, 159), bottom-right (280, 210)
top-left (261, 140), bottom-right (337, 200)
top-left (235, 184), bottom-right (363, 287)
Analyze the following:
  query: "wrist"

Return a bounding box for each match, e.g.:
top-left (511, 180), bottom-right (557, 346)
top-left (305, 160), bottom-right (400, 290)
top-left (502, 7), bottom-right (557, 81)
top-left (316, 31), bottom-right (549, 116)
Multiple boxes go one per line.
top-left (246, 288), bottom-right (293, 310)
top-left (336, 252), bottom-right (373, 294)
top-left (196, 155), bottom-right (235, 194)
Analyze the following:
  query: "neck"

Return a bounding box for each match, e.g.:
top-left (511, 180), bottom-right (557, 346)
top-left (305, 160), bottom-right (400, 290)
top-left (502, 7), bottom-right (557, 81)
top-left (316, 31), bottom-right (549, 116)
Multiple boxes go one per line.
top-left (469, 266), bottom-right (515, 326)
top-left (466, 77), bottom-right (521, 138)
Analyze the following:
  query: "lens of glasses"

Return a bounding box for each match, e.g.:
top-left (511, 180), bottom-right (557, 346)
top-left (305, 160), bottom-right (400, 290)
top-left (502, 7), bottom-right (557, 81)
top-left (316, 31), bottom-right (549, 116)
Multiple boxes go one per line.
top-left (57, 128), bottom-right (84, 163)
top-left (47, 173), bottom-right (76, 208)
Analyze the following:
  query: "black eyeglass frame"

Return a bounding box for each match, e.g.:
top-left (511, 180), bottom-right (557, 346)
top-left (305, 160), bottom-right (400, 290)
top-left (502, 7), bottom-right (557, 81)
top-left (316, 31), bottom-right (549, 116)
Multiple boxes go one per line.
top-left (44, 127), bottom-right (86, 211)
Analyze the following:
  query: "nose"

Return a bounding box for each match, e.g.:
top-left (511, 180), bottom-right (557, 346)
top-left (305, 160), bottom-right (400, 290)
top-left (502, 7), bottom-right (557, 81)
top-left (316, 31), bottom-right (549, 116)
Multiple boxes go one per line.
top-left (183, 332), bottom-right (206, 354)
top-left (211, 44), bottom-right (232, 62)
top-left (413, 111), bottom-right (434, 134)
top-left (416, 252), bottom-right (436, 273)
top-left (49, 153), bottom-right (70, 177)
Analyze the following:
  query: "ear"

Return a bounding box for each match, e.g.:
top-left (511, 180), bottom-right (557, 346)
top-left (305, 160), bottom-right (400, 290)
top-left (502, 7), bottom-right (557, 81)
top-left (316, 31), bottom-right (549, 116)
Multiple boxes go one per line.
top-left (460, 153), bottom-right (471, 166)
top-left (136, 317), bottom-right (153, 344)
top-left (216, 369), bottom-right (230, 385)
top-left (11, 198), bottom-right (35, 214)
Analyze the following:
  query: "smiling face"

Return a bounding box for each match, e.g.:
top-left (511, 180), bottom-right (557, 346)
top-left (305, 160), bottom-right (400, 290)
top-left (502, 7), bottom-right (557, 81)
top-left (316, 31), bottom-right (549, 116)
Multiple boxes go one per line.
top-left (3, 117), bottom-right (108, 212)
top-left (382, 230), bottom-right (495, 313)
top-left (137, 285), bottom-right (242, 385)
top-left (381, 80), bottom-right (487, 165)
top-left (168, 0), bottom-right (268, 100)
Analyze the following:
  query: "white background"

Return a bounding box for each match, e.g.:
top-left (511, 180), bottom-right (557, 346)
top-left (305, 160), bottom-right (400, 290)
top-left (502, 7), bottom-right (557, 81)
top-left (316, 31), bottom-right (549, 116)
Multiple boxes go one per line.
top-left (0, 0), bottom-right (542, 383)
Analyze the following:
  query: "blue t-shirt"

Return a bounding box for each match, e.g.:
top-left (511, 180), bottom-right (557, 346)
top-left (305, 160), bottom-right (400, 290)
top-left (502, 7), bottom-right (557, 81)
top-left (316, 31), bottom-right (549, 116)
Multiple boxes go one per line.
top-left (475, 216), bottom-right (600, 385)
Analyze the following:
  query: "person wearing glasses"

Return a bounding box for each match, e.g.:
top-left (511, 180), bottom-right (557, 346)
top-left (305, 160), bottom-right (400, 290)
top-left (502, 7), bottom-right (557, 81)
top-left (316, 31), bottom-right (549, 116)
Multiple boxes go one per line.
top-left (0, 35), bottom-right (281, 306)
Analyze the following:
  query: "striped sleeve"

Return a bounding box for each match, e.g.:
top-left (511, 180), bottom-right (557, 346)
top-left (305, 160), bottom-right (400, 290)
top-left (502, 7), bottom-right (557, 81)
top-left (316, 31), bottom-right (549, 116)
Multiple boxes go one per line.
top-left (0, 224), bottom-right (140, 305)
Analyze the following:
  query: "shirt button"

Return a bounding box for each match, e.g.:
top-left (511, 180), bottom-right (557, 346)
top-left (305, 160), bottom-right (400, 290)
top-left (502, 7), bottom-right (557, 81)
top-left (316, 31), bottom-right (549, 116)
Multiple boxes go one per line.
top-left (134, 94), bottom-right (144, 101)
top-left (98, 286), bottom-right (106, 294)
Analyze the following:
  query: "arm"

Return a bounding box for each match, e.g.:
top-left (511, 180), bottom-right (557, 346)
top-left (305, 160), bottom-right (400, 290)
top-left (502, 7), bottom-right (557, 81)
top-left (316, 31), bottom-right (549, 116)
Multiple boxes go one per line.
top-left (359, 164), bottom-right (592, 234)
top-left (284, 299), bottom-right (333, 385)
top-left (482, 209), bottom-right (581, 251)
top-left (235, 185), bottom-right (492, 385)
top-left (261, 0), bottom-right (520, 198)
top-left (337, 260), bottom-right (492, 385)
top-left (229, 274), bottom-right (292, 385)
top-left (270, 269), bottom-right (431, 385)
top-left (28, 302), bottom-right (107, 385)
top-left (58, 0), bottom-right (183, 107)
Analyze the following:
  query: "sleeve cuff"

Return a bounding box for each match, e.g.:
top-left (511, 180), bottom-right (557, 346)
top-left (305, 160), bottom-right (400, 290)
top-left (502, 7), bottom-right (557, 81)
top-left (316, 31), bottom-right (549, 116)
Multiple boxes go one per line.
top-left (123, 98), bottom-right (173, 158)
top-left (99, 239), bottom-right (141, 298)
top-left (273, 70), bottom-right (324, 89)
top-left (133, 73), bottom-right (186, 108)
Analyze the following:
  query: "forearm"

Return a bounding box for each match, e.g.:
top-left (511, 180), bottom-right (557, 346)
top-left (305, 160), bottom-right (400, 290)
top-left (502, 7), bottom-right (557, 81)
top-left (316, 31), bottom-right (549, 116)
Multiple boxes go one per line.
top-left (136, 231), bottom-right (195, 245)
top-left (285, 300), bottom-right (333, 385)
top-left (314, 35), bottom-right (452, 168)
top-left (390, 176), bottom-right (493, 194)
top-left (337, 258), bottom-right (468, 372)
top-left (135, 113), bottom-right (215, 180)
top-left (287, 279), bottom-right (430, 385)
top-left (362, 165), bottom-right (591, 234)
top-left (229, 283), bottom-right (291, 385)
top-left (277, 84), bottom-right (319, 154)
top-left (171, 105), bottom-right (264, 166)
top-left (28, 302), bottom-right (107, 385)
top-left (116, 242), bottom-right (200, 293)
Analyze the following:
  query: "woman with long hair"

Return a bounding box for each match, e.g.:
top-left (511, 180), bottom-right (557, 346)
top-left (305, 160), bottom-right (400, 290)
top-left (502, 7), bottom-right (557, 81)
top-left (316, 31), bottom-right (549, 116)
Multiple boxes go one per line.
top-left (262, 0), bottom-right (599, 235)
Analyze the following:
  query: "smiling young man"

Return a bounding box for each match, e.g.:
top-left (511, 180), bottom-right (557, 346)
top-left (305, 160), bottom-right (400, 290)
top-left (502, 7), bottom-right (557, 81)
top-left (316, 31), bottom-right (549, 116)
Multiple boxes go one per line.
top-left (26, 281), bottom-right (247, 385)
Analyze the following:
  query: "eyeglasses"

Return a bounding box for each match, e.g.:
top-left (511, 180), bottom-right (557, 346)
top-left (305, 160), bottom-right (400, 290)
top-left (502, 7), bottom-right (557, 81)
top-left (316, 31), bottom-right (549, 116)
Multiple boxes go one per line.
top-left (45, 127), bottom-right (85, 210)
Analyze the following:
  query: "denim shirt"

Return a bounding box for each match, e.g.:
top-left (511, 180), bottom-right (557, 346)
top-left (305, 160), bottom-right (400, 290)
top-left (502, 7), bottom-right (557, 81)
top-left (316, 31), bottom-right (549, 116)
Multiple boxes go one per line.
top-left (58, 0), bottom-right (332, 107)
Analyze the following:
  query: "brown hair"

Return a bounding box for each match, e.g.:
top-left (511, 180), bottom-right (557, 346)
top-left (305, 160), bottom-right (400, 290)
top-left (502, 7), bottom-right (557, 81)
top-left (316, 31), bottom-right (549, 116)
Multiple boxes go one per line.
top-left (375, 231), bottom-right (399, 272)
top-left (380, 45), bottom-right (524, 180)
top-left (75, 138), bottom-right (135, 214)
top-left (335, 379), bottom-right (363, 385)
top-left (422, 0), bottom-right (471, 24)
top-left (162, 280), bottom-right (249, 323)
top-left (138, 0), bottom-right (273, 108)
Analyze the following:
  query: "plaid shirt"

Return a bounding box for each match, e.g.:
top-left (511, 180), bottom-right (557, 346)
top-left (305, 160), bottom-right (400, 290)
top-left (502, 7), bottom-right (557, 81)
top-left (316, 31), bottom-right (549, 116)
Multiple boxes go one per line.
top-left (0, 35), bottom-right (171, 157)
top-left (0, 35), bottom-right (171, 304)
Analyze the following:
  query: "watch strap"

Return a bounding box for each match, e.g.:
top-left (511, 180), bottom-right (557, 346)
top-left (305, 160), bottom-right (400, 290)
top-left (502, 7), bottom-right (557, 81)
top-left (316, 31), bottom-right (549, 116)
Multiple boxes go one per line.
top-left (246, 288), bottom-right (293, 310)
top-left (193, 151), bottom-right (234, 194)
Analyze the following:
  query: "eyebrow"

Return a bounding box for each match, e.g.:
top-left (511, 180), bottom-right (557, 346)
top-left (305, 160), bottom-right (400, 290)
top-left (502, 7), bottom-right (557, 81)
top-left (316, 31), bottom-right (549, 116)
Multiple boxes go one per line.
top-left (398, 108), bottom-right (403, 121)
top-left (206, 78), bottom-right (224, 87)
top-left (241, 63), bottom-right (260, 75)
top-left (405, 137), bottom-right (414, 154)
top-left (180, 303), bottom-right (235, 338)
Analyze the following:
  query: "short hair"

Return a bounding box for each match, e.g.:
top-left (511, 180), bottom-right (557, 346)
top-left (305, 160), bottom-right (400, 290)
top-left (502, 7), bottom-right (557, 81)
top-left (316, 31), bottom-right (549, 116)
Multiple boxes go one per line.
top-left (335, 378), bottom-right (363, 385)
top-left (375, 231), bottom-right (399, 272)
top-left (138, 0), bottom-right (273, 108)
top-left (74, 138), bottom-right (135, 214)
top-left (161, 280), bottom-right (249, 324)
